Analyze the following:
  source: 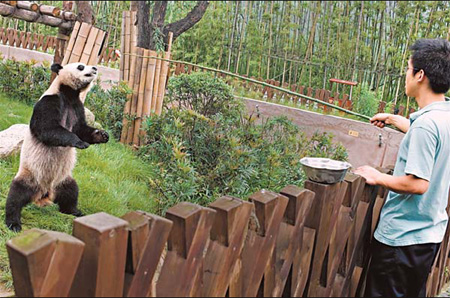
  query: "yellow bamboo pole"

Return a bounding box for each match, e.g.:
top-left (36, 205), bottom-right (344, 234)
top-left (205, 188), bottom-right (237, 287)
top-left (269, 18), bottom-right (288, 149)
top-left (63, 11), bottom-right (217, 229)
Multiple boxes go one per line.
top-left (88, 30), bottom-right (106, 65)
top-left (68, 22), bottom-right (91, 64)
top-left (123, 11), bottom-right (131, 82)
top-left (155, 32), bottom-right (173, 115)
top-left (80, 27), bottom-right (98, 64)
top-left (62, 21), bottom-right (80, 65)
top-left (132, 51), bottom-right (149, 146)
top-left (126, 47), bottom-right (144, 145)
top-left (139, 49), bottom-right (157, 144)
top-left (119, 11), bottom-right (125, 81)
top-left (151, 57), bottom-right (162, 113)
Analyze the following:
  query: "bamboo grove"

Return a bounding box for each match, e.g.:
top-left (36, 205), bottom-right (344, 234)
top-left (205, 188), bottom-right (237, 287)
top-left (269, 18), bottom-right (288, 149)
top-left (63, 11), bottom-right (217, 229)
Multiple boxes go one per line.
top-left (1, 1), bottom-right (450, 107)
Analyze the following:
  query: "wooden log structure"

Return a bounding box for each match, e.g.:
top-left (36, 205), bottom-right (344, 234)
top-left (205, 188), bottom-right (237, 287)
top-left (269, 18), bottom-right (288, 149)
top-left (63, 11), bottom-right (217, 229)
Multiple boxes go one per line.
top-left (6, 171), bottom-right (450, 297)
top-left (0, 1), bottom-right (74, 29)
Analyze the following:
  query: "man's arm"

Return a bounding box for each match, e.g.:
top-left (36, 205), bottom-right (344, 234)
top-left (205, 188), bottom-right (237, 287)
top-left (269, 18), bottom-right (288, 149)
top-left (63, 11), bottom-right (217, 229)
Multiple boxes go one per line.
top-left (354, 166), bottom-right (429, 195)
top-left (371, 113), bottom-right (410, 133)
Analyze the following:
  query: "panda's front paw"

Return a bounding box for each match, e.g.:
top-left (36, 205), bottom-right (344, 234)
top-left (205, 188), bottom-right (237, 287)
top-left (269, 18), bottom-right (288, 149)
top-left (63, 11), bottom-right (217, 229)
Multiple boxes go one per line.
top-left (6, 220), bottom-right (22, 232)
top-left (74, 140), bottom-right (90, 149)
top-left (92, 130), bottom-right (109, 144)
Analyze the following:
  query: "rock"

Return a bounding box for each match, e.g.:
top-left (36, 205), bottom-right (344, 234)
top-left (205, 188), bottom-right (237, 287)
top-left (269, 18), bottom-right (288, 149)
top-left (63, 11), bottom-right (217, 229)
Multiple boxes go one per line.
top-left (85, 108), bottom-right (95, 126)
top-left (0, 124), bottom-right (28, 158)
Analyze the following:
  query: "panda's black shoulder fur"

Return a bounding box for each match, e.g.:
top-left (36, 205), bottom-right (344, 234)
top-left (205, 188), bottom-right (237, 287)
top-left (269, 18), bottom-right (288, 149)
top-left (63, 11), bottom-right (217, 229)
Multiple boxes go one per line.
top-left (30, 85), bottom-right (98, 148)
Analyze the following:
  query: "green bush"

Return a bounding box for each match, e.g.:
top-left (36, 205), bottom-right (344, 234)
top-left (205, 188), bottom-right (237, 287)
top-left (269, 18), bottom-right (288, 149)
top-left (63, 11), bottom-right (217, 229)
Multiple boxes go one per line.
top-left (353, 82), bottom-right (381, 117)
top-left (140, 73), bottom-right (348, 214)
top-left (0, 59), bottom-right (51, 105)
top-left (85, 80), bottom-right (132, 140)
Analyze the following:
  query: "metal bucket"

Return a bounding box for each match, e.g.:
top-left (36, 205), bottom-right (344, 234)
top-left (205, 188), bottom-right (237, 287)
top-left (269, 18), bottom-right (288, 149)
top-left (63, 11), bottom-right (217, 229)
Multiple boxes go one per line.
top-left (300, 157), bottom-right (352, 184)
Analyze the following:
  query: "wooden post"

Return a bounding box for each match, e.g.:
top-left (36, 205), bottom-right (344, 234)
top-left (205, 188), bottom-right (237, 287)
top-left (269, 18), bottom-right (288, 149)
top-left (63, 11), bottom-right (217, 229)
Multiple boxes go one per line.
top-left (263, 186), bottom-right (315, 297)
top-left (304, 180), bottom-right (348, 297)
top-left (70, 212), bottom-right (129, 297)
top-left (7, 229), bottom-right (85, 297)
top-left (202, 196), bottom-right (253, 297)
top-left (121, 211), bottom-right (172, 297)
top-left (229, 190), bottom-right (289, 297)
top-left (156, 202), bottom-right (216, 297)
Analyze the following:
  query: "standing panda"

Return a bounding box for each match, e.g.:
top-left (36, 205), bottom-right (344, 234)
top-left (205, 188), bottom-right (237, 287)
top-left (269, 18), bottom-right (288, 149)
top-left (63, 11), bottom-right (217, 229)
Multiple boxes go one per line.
top-left (5, 62), bottom-right (109, 232)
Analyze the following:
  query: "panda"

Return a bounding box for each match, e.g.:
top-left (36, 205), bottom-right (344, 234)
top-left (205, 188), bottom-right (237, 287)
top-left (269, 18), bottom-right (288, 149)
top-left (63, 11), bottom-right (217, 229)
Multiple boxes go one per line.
top-left (5, 62), bottom-right (109, 232)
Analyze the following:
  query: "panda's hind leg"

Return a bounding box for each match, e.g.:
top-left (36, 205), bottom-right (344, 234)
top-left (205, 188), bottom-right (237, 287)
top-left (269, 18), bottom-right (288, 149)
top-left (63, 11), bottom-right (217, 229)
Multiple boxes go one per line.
top-left (54, 177), bottom-right (83, 217)
top-left (5, 178), bottom-right (37, 232)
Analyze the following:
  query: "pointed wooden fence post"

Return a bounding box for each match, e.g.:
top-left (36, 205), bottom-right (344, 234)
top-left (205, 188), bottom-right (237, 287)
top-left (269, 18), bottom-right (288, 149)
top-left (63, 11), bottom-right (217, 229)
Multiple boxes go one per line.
top-left (69, 213), bottom-right (129, 297)
top-left (7, 229), bottom-right (84, 297)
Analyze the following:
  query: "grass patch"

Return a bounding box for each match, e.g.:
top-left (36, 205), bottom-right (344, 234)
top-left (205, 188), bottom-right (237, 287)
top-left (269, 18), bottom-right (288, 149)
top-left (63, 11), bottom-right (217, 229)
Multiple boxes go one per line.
top-left (0, 94), bottom-right (156, 289)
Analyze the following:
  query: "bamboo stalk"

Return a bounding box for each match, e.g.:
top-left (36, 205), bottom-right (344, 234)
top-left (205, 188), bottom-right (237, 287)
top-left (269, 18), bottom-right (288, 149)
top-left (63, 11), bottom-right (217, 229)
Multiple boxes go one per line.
top-left (140, 50), bottom-right (157, 141)
top-left (132, 50), bottom-right (149, 146)
top-left (128, 11), bottom-right (138, 82)
top-left (68, 22), bottom-right (91, 64)
top-left (123, 11), bottom-right (130, 82)
top-left (120, 12), bottom-right (133, 143)
top-left (17, 1), bottom-right (38, 11)
top-left (62, 21), bottom-right (80, 65)
top-left (126, 47), bottom-right (144, 145)
top-left (151, 57), bottom-right (162, 113)
top-left (88, 30), bottom-right (106, 65)
top-left (119, 11), bottom-right (125, 81)
top-left (80, 27), bottom-right (98, 64)
top-left (155, 32), bottom-right (173, 116)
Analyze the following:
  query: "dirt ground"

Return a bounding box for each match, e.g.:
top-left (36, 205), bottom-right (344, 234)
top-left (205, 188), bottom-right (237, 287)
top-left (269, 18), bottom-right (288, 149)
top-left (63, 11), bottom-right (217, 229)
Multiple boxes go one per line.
top-left (0, 285), bottom-right (12, 297)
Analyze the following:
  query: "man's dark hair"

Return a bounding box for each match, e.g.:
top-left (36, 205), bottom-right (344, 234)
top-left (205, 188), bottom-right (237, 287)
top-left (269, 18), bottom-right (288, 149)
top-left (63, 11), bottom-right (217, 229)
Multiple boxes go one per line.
top-left (410, 38), bottom-right (450, 94)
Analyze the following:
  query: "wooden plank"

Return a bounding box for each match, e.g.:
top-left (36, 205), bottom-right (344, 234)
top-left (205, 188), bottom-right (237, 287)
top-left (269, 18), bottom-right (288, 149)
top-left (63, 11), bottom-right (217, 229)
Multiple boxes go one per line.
top-left (80, 27), bottom-right (99, 64)
top-left (62, 21), bottom-right (80, 65)
top-left (202, 196), bottom-right (253, 297)
top-left (70, 212), bottom-right (129, 297)
top-left (7, 229), bottom-right (84, 297)
top-left (263, 186), bottom-right (315, 297)
top-left (121, 211), bottom-right (172, 297)
top-left (156, 202), bottom-right (216, 297)
top-left (304, 180), bottom-right (348, 297)
top-left (68, 22), bottom-right (92, 64)
top-left (229, 190), bottom-right (289, 297)
top-left (292, 227), bottom-right (316, 297)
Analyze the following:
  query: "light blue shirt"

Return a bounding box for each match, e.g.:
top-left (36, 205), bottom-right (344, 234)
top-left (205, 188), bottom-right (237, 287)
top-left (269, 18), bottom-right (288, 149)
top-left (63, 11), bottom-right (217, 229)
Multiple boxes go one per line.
top-left (374, 101), bottom-right (450, 246)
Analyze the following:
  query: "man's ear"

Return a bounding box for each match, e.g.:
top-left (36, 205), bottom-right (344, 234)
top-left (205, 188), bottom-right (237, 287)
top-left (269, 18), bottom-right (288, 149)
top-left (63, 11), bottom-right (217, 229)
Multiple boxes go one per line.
top-left (51, 63), bottom-right (63, 74)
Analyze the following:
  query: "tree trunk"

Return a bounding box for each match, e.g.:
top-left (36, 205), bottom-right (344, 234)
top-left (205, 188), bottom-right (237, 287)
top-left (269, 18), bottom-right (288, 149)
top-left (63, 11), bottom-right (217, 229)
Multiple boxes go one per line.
top-left (227, 1), bottom-right (240, 72)
top-left (136, 1), bottom-right (151, 49)
top-left (76, 1), bottom-right (94, 24)
top-left (351, 1), bottom-right (364, 82)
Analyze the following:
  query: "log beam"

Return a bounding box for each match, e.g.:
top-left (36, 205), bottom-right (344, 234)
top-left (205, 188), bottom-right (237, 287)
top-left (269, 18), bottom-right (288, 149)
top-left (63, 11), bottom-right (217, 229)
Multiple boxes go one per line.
top-left (0, 3), bottom-right (73, 29)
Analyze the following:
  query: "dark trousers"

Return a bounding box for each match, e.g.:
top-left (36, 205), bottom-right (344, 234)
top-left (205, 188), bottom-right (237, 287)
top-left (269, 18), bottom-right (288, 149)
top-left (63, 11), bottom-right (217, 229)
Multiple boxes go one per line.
top-left (364, 239), bottom-right (440, 298)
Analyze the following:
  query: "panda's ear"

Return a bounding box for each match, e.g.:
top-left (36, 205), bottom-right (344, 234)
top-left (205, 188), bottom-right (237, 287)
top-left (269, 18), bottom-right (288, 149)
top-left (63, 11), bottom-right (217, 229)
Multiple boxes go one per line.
top-left (51, 64), bottom-right (63, 74)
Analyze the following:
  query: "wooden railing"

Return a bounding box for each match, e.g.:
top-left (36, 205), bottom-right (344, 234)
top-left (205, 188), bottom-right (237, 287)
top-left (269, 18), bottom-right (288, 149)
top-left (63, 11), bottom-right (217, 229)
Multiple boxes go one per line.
top-left (9, 170), bottom-right (446, 297)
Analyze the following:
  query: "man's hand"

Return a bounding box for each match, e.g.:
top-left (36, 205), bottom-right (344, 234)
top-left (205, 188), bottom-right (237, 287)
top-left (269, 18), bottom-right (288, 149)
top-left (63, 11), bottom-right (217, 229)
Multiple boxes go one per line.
top-left (370, 113), bottom-right (391, 128)
top-left (354, 166), bottom-right (382, 185)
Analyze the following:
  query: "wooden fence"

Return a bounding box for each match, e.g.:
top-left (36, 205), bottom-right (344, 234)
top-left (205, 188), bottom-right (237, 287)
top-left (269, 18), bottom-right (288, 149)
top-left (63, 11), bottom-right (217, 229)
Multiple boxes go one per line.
top-left (0, 26), bottom-right (119, 65)
top-left (7, 170), bottom-right (448, 297)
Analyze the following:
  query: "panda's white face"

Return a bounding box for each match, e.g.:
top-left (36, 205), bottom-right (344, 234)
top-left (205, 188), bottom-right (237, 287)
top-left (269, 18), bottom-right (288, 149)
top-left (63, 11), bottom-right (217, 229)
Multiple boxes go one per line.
top-left (57, 63), bottom-right (98, 91)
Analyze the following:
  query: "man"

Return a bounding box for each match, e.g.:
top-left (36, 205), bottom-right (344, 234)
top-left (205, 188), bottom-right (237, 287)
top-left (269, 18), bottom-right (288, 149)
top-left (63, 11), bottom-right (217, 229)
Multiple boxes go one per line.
top-left (355, 39), bottom-right (450, 297)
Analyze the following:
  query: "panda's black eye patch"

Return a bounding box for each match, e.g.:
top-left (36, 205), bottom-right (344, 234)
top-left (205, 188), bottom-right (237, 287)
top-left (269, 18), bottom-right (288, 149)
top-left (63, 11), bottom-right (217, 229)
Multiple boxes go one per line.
top-left (77, 65), bottom-right (85, 71)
